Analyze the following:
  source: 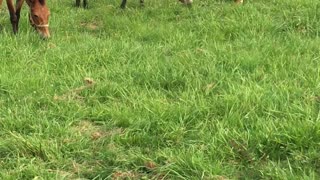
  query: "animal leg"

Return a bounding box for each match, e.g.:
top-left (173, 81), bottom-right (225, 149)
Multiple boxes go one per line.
top-left (120, 0), bottom-right (127, 9)
top-left (15, 0), bottom-right (24, 33)
top-left (6, 0), bottom-right (18, 34)
top-left (83, 0), bottom-right (88, 8)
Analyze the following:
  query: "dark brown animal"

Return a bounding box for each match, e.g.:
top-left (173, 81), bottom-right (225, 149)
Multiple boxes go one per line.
top-left (76, 0), bottom-right (87, 8)
top-left (120, 0), bottom-right (144, 9)
top-left (0, 0), bottom-right (50, 39)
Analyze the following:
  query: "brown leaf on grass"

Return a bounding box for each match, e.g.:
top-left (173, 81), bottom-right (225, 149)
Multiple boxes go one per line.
top-left (91, 131), bottom-right (104, 140)
top-left (53, 77), bottom-right (95, 102)
top-left (84, 77), bottom-right (95, 86)
top-left (144, 161), bottom-right (157, 170)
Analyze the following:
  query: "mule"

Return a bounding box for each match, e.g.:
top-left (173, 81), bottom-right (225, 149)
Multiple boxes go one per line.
top-left (0, 0), bottom-right (50, 39)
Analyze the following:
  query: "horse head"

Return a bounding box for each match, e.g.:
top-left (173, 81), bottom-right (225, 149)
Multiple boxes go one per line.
top-left (26, 0), bottom-right (50, 39)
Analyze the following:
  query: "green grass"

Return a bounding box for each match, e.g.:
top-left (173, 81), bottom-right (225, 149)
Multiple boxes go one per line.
top-left (1, 0), bottom-right (320, 179)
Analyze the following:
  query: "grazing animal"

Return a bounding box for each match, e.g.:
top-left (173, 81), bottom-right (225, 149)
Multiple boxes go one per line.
top-left (0, 0), bottom-right (50, 39)
top-left (76, 0), bottom-right (88, 8)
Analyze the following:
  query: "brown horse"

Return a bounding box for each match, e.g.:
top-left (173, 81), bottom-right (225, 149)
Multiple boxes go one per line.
top-left (0, 0), bottom-right (50, 38)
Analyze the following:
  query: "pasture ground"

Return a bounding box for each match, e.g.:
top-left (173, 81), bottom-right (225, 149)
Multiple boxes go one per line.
top-left (1, 0), bottom-right (320, 179)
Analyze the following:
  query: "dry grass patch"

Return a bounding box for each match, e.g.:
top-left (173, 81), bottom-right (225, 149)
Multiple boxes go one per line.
top-left (71, 120), bottom-right (124, 140)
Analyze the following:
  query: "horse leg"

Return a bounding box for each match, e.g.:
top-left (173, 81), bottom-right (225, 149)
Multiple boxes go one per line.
top-left (140, 0), bottom-right (144, 7)
top-left (15, 0), bottom-right (23, 33)
top-left (120, 0), bottom-right (127, 9)
top-left (6, 0), bottom-right (18, 34)
top-left (83, 0), bottom-right (88, 8)
top-left (76, 0), bottom-right (80, 7)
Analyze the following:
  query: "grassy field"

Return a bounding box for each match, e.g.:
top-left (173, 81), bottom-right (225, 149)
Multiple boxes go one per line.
top-left (1, 0), bottom-right (320, 179)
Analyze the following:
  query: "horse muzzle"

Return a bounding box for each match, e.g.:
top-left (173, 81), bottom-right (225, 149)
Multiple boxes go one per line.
top-left (38, 27), bottom-right (50, 39)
